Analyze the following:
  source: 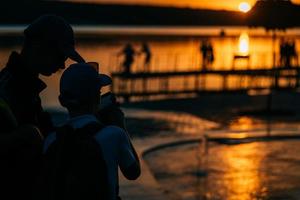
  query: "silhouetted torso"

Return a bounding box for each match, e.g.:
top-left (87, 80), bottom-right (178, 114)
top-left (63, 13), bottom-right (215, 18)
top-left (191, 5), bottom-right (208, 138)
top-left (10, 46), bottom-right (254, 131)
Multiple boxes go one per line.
top-left (280, 40), bottom-right (297, 67)
top-left (0, 51), bottom-right (50, 199)
top-left (122, 44), bottom-right (135, 74)
top-left (0, 52), bottom-right (47, 126)
top-left (200, 41), bottom-right (214, 70)
top-left (141, 43), bottom-right (151, 64)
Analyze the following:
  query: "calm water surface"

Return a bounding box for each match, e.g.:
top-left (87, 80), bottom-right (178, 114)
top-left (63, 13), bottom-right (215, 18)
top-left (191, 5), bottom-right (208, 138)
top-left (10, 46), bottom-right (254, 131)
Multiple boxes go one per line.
top-left (145, 140), bottom-right (300, 200)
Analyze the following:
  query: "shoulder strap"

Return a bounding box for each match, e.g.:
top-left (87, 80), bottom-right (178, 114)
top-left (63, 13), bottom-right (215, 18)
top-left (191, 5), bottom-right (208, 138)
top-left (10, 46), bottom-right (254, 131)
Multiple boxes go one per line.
top-left (55, 121), bottom-right (104, 138)
top-left (75, 121), bottom-right (105, 137)
top-left (48, 122), bottom-right (106, 200)
top-left (53, 122), bottom-right (104, 156)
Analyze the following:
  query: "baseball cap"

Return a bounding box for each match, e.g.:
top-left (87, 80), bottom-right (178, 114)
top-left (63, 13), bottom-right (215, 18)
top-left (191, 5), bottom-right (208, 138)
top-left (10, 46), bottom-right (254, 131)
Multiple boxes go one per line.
top-left (24, 15), bottom-right (85, 63)
top-left (60, 63), bottom-right (112, 103)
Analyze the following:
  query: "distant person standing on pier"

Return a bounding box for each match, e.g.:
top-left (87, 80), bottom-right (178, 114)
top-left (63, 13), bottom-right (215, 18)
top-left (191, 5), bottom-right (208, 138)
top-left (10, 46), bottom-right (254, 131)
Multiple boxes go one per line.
top-left (280, 39), bottom-right (286, 67)
top-left (139, 43), bottom-right (152, 72)
top-left (289, 40), bottom-right (298, 66)
top-left (200, 40), bottom-right (208, 70)
top-left (200, 40), bottom-right (214, 71)
top-left (280, 39), bottom-right (297, 68)
top-left (118, 43), bottom-right (135, 74)
top-left (207, 41), bottom-right (215, 66)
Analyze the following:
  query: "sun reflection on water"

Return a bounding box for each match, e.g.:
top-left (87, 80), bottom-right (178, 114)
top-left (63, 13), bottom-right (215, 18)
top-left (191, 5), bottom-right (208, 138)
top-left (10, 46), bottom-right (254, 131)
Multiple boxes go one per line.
top-left (220, 143), bottom-right (265, 200)
top-left (229, 116), bottom-right (256, 130)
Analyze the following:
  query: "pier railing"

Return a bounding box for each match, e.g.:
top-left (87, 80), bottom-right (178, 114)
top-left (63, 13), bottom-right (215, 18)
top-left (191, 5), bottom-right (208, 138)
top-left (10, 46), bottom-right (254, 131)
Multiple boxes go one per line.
top-left (109, 50), bottom-right (300, 102)
top-left (111, 67), bottom-right (300, 102)
top-left (109, 51), bottom-right (300, 74)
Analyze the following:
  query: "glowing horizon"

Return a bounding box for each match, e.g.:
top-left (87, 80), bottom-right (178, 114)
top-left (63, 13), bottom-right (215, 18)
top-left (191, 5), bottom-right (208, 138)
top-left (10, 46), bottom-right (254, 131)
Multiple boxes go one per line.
top-left (62, 0), bottom-right (300, 11)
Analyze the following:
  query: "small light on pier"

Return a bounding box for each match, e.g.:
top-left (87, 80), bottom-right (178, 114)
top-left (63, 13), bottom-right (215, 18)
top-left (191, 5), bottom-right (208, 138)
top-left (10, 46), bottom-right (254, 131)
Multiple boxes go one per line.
top-left (238, 32), bottom-right (249, 55)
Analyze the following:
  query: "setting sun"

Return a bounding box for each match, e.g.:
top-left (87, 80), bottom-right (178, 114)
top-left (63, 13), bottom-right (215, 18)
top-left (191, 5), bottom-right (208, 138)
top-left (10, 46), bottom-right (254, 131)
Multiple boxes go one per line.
top-left (238, 2), bottom-right (251, 13)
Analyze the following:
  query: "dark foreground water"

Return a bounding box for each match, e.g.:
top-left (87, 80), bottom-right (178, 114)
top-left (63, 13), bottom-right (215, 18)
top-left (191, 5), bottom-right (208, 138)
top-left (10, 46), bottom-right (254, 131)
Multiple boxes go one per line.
top-left (145, 140), bottom-right (300, 200)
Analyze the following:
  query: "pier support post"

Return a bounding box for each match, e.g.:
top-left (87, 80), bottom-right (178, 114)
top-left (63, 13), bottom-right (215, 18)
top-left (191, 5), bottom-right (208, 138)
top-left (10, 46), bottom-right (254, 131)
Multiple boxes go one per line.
top-left (274, 69), bottom-right (279, 90)
top-left (195, 75), bottom-right (200, 92)
top-left (222, 75), bottom-right (228, 91)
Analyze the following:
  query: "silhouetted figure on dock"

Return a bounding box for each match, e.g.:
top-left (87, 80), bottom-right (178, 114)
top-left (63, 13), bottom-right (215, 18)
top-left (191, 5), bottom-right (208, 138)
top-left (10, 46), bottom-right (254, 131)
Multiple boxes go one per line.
top-left (280, 39), bottom-right (297, 68)
top-left (139, 43), bottom-right (152, 72)
top-left (200, 40), bottom-right (214, 71)
top-left (119, 43), bottom-right (135, 74)
top-left (280, 39), bottom-right (286, 66)
top-left (290, 40), bottom-right (298, 66)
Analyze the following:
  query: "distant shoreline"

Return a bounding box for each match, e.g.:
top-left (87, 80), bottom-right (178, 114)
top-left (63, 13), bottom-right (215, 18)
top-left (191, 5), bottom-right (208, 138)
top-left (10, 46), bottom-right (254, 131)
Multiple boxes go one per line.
top-left (1, 25), bottom-right (300, 37)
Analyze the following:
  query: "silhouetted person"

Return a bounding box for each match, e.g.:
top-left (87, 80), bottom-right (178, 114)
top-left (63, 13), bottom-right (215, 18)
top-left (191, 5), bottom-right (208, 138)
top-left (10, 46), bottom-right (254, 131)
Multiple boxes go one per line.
top-left (200, 40), bottom-right (208, 70)
top-left (119, 43), bottom-right (135, 74)
top-left (0, 15), bottom-right (84, 199)
top-left (200, 40), bottom-right (214, 71)
top-left (139, 43), bottom-right (152, 72)
top-left (290, 40), bottom-right (297, 66)
top-left (280, 39), bottom-right (297, 68)
top-left (220, 29), bottom-right (226, 37)
top-left (207, 42), bottom-right (215, 66)
top-left (42, 63), bottom-right (140, 200)
top-left (280, 39), bottom-right (286, 66)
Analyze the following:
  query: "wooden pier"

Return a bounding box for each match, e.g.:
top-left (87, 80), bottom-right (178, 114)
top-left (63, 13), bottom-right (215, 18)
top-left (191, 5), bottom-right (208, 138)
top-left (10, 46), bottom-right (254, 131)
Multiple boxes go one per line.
top-left (111, 67), bottom-right (300, 102)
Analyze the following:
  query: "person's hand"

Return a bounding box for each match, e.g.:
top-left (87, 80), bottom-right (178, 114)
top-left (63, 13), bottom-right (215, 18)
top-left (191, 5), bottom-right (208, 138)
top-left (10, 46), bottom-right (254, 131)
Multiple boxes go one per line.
top-left (96, 106), bottom-right (126, 130)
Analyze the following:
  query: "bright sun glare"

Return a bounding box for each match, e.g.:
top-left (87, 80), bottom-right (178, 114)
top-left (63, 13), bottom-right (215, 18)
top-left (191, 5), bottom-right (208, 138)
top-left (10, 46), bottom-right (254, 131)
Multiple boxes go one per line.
top-left (238, 2), bottom-right (251, 13)
top-left (239, 32), bottom-right (249, 55)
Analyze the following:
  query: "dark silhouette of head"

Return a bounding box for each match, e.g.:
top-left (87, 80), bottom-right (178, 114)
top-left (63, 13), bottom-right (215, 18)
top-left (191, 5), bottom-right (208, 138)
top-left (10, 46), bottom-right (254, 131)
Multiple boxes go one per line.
top-left (21, 15), bottom-right (85, 76)
top-left (59, 63), bottom-right (111, 116)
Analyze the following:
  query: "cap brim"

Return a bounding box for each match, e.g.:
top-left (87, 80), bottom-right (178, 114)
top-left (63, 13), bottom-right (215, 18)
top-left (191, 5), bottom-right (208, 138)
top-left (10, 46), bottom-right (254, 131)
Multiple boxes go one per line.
top-left (98, 74), bottom-right (112, 87)
top-left (62, 46), bottom-right (85, 63)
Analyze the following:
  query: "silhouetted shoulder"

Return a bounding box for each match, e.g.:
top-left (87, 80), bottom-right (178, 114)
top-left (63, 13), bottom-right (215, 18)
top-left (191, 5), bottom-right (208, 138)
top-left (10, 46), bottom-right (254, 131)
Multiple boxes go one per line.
top-left (95, 125), bottom-right (128, 143)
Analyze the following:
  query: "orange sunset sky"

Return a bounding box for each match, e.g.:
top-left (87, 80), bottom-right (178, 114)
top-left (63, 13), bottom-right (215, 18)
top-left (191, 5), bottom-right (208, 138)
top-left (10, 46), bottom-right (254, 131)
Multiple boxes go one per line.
top-left (63, 0), bottom-right (300, 10)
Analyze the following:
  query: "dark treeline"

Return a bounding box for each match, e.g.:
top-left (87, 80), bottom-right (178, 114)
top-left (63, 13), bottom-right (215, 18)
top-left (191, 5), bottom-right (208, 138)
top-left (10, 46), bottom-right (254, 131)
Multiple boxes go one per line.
top-left (0, 0), bottom-right (300, 27)
top-left (248, 0), bottom-right (300, 29)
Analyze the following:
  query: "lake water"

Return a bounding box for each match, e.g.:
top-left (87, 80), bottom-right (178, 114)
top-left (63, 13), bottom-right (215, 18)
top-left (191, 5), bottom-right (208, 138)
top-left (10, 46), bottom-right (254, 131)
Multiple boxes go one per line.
top-left (1, 25), bottom-right (297, 200)
top-left (1, 26), bottom-right (300, 107)
top-left (145, 140), bottom-right (300, 200)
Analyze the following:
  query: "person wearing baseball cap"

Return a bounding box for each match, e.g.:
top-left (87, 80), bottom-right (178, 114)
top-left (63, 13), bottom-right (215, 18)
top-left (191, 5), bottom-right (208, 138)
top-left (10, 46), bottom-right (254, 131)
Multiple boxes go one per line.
top-left (23, 14), bottom-right (85, 75)
top-left (59, 63), bottom-right (112, 108)
top-left (24, 15), bottom-right (84, 72)
top-left (41, 63), bottom-right (140, 200)
top-left (0, 15), bottom-right (84, 200)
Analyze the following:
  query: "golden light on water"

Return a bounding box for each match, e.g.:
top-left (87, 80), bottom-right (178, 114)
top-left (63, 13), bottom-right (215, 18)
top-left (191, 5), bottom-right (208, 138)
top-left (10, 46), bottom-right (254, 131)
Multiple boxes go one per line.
top-left (229, 116), bottom-right (255, 130)
top-left (238, 2), bottom-right (251, 12)
top-left (221, 143), bottom-right (264, 200)
top-left (238, 32), bottom-right (250, 55)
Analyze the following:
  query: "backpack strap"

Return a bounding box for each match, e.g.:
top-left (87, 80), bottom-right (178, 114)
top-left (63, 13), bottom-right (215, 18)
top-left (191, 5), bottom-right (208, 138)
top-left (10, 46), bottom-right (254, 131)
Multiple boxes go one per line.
top-left (53, 121), bottom-right (105, 171)
top-left (49, 121), bottom-right (106, 200)
top-left (75, 121), bottom-right (104, 137)
top-left (54, 121), bottom-right (104, 148)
